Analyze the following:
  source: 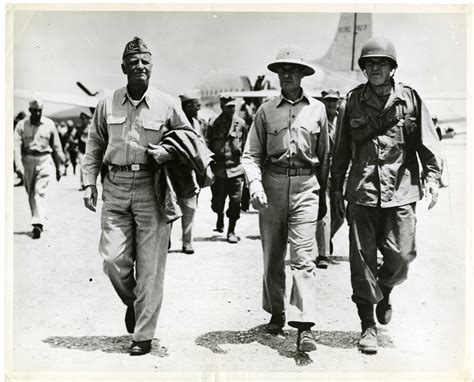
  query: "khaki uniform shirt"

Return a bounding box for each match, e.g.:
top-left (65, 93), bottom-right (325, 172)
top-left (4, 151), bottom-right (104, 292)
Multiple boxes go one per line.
top-left (14, 116), bottom-right (65, 171)
top-left (331, 81), bottom-right (442, 208)
top-left (83, 86), bottom-right (190, 186)
top-left (242, 91), bottom-right (330, 196)
top-left (206, 114), bottom-right (247, 178)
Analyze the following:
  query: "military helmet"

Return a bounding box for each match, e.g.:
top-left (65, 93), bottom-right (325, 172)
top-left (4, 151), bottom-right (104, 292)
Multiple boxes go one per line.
top-left (358, 37), bottom-right (398, 70)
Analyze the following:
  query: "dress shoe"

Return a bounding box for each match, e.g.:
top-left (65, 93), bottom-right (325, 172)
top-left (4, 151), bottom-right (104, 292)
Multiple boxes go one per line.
top-left (32, 224), bottom-right (43, 239)
top-left (182, 245), bottom-right (195, 255)
top-left (376, 297), bottom-right (392, 325)
top-left (297, 329), bottom-right (317, 352)
top-left (130, 340), bottom-right (151, 356)
top-left (315, 255), bottom-right (329, 269)
top-left (227, 232), bottom-right (238, 244)
top-left (358, 326), bottom-right (378, 354)
top-left (267, 313), bottom-right (285, 334)
top-left (125, 305), bottom-right (135, 334)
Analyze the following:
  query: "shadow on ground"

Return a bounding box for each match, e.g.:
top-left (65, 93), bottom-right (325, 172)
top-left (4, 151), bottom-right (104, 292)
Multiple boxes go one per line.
top-left (14, 231), bottom-right (32, 237)
top-left (43, 335), bottom-right (168, 357)
top-left (196, 325), bottom-right (395, 366)
top-left (194, 235), bottom-right (228, 242)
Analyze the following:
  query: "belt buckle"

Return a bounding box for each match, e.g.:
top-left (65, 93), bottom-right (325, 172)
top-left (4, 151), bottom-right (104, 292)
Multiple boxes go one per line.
top-left (131, 164), bottom-right (140, 171)
top-left (288, 167), bottom-right (297, 176)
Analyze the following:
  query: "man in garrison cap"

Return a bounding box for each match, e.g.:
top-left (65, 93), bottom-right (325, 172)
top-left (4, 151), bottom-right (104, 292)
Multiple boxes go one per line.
top-left (242, 46), bottom-right (330, 352)
top-left (206, 95), bottom-right (248, 243)
top-left (331, 37), bottom-right (442, 354)
top-left (172, 90), bottom-right (207, 254)
top-left (315, 89), bottom-right (343, 269)
top-left (14, 99), bottom-right (65, 239)
top-left (82, 37), bottom-right (194, 356)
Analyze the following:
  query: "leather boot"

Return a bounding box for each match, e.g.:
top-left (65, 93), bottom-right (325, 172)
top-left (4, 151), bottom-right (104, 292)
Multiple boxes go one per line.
top-left (376, 284), bottom-right (393, 325)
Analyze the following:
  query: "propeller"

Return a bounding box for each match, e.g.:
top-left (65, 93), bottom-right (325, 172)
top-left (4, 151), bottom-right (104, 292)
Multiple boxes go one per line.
top-left (76, 82), bottom-right (99, 97)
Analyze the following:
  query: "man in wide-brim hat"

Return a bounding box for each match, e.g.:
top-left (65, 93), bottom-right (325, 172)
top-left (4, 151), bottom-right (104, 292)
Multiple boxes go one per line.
top-left (243, 46), bottom-right (330, 352)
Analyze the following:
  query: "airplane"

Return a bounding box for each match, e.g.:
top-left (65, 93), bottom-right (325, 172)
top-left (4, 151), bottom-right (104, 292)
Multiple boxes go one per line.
top-left (14, 12), bottom-right (465, 132)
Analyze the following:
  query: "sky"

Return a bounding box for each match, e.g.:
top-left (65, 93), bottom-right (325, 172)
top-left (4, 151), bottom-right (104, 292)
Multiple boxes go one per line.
top-left (10, 7), bottom-right (467, 115)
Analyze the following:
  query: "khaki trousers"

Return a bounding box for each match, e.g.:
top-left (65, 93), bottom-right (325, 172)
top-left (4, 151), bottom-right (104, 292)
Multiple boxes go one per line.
top-left (177, 195), bottom-right (197, 247)
top-left (260, 171), bottom-right (320, 326)
top-left (22, 154), bottom-right (53, 226)
top-left (99, 170), bottom-right (170, 341)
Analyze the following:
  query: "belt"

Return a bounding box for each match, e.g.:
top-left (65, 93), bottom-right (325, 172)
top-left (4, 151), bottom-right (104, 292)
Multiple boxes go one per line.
top-left (25, 151), bottom-right (50, 157)
top-left (108, 163), bottom-right (153, 172)
top-left (267, 164), bottom-right (314, 176)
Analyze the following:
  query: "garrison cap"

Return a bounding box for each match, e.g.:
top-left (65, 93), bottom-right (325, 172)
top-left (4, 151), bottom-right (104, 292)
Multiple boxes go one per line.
top-left (179, 90), bottom-right (201, 102)
top-left (122, 37), bottom-right (152, 59)
top-left (321, 89), bottom-right (341, 100)
top-left (29, 99), bottom-right (43, 109)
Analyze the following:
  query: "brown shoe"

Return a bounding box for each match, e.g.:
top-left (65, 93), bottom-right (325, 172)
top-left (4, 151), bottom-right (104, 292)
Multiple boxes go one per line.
top-left (182, 245), bottom-right (195, 255)
top-left (130, 340), bottom-right (151, 356)
top-left (297, 329), bottom-right (317, 352)
top-left (316, 256), bottom-right (329, 269)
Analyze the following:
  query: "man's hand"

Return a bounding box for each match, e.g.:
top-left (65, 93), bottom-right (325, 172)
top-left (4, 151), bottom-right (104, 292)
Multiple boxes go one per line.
top-left (148, 143), bottom-right (173, 164)
top-left (250, 190), bottom-right (268, 210)
top-left (332, 191), bottom-right (345, 219)
top-left (15, 169), bottom-right (24, 181)
top-left (425, 181), bottom-right (439, 210)
top-left (56, 169), bottom-right (61, 182)
top-left (83, 185), bottom-right (98, 212)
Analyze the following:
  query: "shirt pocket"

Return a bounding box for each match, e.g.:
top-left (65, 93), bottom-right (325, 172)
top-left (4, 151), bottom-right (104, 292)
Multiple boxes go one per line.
top-left (107, 115), bottom-right (128, 143)
top-left (265, 120), bottom-right (289, 156)
top-left (142, 120), bottom-right (165, 145)
top-left (349, 116), bottom-right (369, 143)
top-left (36, 131), bottom-right (51, 149)
top-left (298, 117), bottom-right (320, 154)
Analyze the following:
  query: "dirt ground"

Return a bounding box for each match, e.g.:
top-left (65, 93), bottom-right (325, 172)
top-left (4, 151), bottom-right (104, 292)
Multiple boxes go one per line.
top-left (8, 134), bottom-right (469, 381)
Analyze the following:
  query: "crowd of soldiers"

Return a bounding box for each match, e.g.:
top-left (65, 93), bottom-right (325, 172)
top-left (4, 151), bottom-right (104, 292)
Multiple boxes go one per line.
top-left (14, 36), bottom-right (443, 357)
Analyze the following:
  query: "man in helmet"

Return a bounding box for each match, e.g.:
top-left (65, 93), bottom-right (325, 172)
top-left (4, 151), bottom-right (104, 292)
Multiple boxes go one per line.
top-left (331, 37), bottom-right (442, 354)
top-left (243, 46), bottom-right (330, 352)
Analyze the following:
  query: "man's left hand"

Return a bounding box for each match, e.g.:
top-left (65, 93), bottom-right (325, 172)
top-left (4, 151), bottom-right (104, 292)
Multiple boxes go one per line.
top-left (148, 143), bottom-right (174, 164)
top-left (426, 181), bottom-right (439, 209)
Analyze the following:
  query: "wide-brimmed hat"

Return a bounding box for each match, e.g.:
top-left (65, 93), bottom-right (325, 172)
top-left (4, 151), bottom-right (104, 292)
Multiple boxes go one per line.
top-left (267, 46), bottom-right (315, 76)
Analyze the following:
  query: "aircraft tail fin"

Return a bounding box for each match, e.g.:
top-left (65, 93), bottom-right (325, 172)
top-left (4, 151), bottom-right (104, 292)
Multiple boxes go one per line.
top-left (316, 13), bottom-right (373, 72)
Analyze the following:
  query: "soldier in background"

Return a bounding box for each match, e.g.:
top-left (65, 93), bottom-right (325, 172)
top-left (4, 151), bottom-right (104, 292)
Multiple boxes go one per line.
top-left (206, 95), bottom-right (248, 243)
top-left (76, 112), bottom-right (91, 191)
top-left (331, 37), bottom-right (442, 354)
top-left (174, 90), bottom-right (206, 254)
top-left (315, 90), bottom-right (343, 269)
top-left (64, 120), bottom-right (79, 175)
top-left (14, 100), bottom-right (65, 239)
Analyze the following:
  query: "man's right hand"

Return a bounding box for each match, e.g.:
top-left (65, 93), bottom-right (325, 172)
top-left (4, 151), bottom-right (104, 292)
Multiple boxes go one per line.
top-left (250, 190), bottom-right (268, 210)
top-left (83, 185), bottom-right (98, 212)
top-left (332, 191), bottom-right (345, 219)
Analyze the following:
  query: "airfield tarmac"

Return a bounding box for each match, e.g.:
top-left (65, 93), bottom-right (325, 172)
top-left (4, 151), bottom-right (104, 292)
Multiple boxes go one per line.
top-left (8, 133), bottom-right (469, 380)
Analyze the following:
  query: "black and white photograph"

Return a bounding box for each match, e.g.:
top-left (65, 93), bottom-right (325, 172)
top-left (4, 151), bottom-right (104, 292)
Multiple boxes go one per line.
top-left (6, 3), bottom-right (470, 380)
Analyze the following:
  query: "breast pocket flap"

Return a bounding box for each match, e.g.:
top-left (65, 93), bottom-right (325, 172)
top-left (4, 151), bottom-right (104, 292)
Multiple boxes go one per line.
top-left (143, 120), bottom-right (164, 131)
top-left (107, 115), bottom-right (127, 125)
